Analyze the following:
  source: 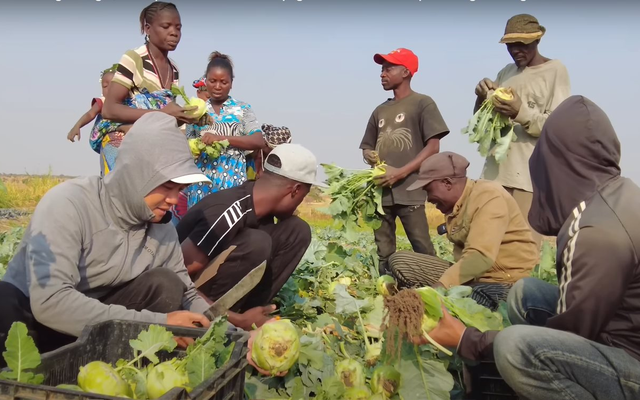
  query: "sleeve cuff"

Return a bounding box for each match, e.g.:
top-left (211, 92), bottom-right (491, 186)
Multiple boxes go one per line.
top-left (438, 271), bottom-right (459, 289)
top-left (151, 312), bottom-right (169, 326)
top-left (92, 98), bottom-right (104, 108)
top-left (456, 327), bottom-right (499, 363)
top-left (190, 296), bottom-right (211, 315)
top-left (455, 327), bottom-right (469, 354)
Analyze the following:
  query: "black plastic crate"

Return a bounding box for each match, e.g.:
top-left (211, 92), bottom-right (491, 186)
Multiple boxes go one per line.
top-left (466, 361), bottom-right (520, 400)
top-left (0, 320), bottom-right (249, 400)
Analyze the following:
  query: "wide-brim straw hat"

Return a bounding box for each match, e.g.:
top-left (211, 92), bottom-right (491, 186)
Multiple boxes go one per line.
top-left (499, 14), bottom-right (546, 44)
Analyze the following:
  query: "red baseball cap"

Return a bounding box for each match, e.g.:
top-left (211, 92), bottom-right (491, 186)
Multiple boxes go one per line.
top-left (374, 48), bottom-right (419, 76)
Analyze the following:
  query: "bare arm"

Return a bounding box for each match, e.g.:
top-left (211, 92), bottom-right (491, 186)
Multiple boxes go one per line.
top-left (224, 133), bottom-right (266, 151)
top-left (398, 137), bottom-right (441, 178)
top-left (181, 238), bottom-right (209, 277)
top-left (75, 102), bottom-right (102, 129)
top-left (101, 82), bottom-right (154, 122)
top-left (67, 102), bottom-right (103, 142)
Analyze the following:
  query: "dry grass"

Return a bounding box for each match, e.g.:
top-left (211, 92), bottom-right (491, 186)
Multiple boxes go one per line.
top-left (0, 174), bottom-right (446, 234)
top-left (296, 196), bottom-right (445, 234)
top-left (0, 175), bottom-right (67, 209)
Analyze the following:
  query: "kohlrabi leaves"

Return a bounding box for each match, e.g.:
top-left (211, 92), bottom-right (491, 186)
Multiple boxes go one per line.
top-left (0, 322), bottom-right (44, 384)
top-left (128, 324), bottom-right (177, 365)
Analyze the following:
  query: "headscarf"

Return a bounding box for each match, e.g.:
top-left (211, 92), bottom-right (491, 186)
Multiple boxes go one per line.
top-left (192, 75), bottom-right (207, 92)
top-left (262, 124), bottom-right (292, 149)
top-left (100, 63), bottom-right (119, 83)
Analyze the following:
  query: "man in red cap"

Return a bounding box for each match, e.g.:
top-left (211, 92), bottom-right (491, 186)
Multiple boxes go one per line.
top-left (359, 48), bottom-right (450, 275)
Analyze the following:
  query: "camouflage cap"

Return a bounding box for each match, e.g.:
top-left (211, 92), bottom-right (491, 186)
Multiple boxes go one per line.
top-left (500, 14), bottom-right (546, 44)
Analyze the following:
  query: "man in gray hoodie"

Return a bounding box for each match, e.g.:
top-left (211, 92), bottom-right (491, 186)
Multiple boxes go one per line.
top-left (0, 112), bottom-right (213, 354)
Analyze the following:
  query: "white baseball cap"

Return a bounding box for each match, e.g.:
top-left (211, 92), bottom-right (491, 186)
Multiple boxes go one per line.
top-left (171, 173), bottom-right (210, 185)
top-left (264, 143), bottom-right (326, 187)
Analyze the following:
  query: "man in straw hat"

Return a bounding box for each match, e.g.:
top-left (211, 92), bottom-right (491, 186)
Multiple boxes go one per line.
top-left (474, 14), bottom-right (571, 248)
top-left (360, 48), bottom-right (450, 275)
top-left (388, 151), bottom-right (537, 311)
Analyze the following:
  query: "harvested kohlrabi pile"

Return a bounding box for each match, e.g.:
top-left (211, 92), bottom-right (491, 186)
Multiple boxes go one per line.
top-left (0, 318), bottom-right (235, 399)
top-left (462, 87), bottom-right (516, 164)
top-left (245, 231), bottom-right (505, 400)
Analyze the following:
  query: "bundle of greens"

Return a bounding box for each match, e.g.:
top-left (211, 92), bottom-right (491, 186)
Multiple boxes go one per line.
top-left (1, 318), bottom-right (235, 400)
top-left (170, 85), bottom-right (211, 126)
top-left (532, 241), bottom-right (558, 285)
top-left (462, 87), bottom-right (516, 164)
top-left (321, 163), bottom-right (387, 241)
top-left (188, 138), bottom-right (229, 161)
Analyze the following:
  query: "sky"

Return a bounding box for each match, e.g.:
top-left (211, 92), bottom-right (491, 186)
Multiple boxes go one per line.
top-left (1, 0), bottom-right (639, 183)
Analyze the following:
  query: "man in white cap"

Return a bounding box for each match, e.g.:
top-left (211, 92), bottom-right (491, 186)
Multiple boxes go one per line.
top-left (0, 113), bottom-right (214, 353)
top-left (178, 143), bottom-right (320, 330)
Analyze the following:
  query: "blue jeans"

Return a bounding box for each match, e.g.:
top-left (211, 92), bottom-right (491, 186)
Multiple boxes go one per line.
top-left (494, 278), bottom-right (640, 400)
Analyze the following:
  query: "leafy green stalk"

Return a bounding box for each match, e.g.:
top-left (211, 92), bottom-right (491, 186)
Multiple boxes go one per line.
top-left (0, 322), bottom-right (44, 384)
top-left (118, 325), bottom-right (178, 370)
top-left (170, 85), bottom-right (191, 106)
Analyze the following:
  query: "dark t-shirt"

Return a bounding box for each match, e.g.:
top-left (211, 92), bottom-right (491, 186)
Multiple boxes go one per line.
top-left (359, 92), bottom-right (450, 206)
top-left (176, 181), bottom-right (259, 259)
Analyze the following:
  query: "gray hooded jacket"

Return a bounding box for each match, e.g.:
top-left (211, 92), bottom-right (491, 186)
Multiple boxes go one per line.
top-left (3, 112), bottom-right (210, 336)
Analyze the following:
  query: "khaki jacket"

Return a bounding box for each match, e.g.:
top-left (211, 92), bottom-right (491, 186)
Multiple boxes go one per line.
top-left (439, 179), bottom-right (538, 287)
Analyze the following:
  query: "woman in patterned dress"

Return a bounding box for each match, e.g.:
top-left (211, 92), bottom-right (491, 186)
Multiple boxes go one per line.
top-left (95, 1), bottom-right (198, 175)
top-left (185, 52), bottom-right (265, 208)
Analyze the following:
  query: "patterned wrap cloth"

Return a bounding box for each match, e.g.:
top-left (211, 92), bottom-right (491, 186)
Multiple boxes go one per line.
top-left (89, 89), bottom-right (175, 176)
top-left (193, 75), bottom-right (207, 92)
top-left (246, 124), bottom-right (293, 180)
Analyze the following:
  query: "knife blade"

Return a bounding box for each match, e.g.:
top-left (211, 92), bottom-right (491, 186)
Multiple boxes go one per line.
top-left (203, 260), bottom-right (266, 320)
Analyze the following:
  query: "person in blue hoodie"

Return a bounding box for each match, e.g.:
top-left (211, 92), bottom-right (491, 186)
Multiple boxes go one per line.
top-left (0, 112), bottom-right (215, 354)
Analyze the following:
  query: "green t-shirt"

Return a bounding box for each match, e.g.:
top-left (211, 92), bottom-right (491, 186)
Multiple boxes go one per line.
top-left (360, 92), bottom-right (449, 206)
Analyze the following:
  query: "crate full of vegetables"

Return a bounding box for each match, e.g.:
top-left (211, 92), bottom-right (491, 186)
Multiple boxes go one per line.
top-left (0, 317), bottom-right (248, 400)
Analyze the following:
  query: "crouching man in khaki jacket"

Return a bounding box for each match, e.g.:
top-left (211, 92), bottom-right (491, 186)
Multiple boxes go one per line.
top-left (388, 151), bottom-right (537, 310)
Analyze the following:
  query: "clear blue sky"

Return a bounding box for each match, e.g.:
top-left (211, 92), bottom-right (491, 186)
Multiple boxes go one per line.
top-left (1, 0), bottom-right (638, 183)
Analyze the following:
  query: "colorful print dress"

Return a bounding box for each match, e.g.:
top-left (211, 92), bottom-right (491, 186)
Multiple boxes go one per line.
top-left (185, 96), bottom-right (261, 208)
top-left (88, 45), bottom-right (179, 176)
